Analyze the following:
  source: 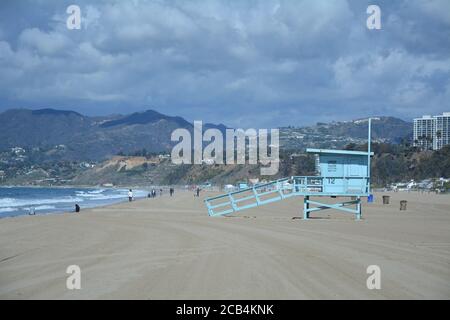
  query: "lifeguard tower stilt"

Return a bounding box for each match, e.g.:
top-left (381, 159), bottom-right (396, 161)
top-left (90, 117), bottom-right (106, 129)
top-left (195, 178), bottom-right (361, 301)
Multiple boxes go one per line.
top-left (303, 196), bottom-right (362, 220)
top-left (204, 119), bottom-right (373, 220)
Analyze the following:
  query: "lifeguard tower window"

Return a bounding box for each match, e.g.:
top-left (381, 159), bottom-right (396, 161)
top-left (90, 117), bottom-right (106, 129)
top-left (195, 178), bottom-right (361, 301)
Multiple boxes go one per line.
top-left (328, 160), bottom-right (337, 173)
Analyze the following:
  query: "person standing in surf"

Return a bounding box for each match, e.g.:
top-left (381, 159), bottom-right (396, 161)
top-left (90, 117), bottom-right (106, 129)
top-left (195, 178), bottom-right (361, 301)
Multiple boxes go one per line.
top-left (128, 189), bottom-right (133, 202)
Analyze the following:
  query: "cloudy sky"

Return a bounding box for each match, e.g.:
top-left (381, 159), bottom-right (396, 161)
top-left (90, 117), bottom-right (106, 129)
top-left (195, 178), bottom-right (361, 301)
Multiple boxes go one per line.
top-left (0, 0), bottom-right (449, 127)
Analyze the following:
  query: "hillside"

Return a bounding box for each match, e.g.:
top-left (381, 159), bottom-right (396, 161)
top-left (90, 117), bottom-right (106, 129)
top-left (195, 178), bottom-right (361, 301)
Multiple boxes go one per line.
top-left (2, 108), bottom-right (431, 187)
top-left (0, 108), bottom-right (225, 161)
top-left (280, 116), bottom-right (412, 150)
top-left (68, 145), bottom-right (450, 187)
top-left (371, 145), bottom-right (450, 186)
top-left (0, 109), bottom-right (412, 163)
top-left (1, 144), bottom-right (448, 187)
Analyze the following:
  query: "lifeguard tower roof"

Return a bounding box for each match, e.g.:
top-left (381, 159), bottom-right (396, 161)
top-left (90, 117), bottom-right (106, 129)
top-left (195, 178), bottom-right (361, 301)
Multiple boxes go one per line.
top-left (306, 148), bottom-right (374, 156)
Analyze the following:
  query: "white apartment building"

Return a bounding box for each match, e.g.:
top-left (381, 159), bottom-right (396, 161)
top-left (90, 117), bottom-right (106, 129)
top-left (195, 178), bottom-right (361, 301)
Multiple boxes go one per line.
top-left (434, 112), bottom-right (450, 150)
top-left (413, 112), bottom-right (450, 150)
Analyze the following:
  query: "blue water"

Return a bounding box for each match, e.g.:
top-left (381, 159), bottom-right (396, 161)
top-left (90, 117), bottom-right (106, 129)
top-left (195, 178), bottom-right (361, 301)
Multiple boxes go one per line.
top-left (0, 187), bottom-right (147, 218)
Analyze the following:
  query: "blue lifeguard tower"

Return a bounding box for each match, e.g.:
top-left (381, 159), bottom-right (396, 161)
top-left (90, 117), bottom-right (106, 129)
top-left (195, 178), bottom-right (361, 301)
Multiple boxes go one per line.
top-left (204, 119), bottom-right (373, 220)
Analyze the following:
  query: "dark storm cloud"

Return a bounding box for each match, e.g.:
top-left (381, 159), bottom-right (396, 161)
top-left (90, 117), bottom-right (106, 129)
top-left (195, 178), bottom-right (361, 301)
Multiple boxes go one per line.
top-left (0, 0), bottom-right (449, 127)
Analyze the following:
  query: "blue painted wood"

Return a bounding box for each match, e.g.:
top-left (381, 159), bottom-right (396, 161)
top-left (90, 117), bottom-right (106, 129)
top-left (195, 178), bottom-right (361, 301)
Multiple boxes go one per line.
top-left (210, 208), bottom-right (234, 216)
top-left (204, 174), bottom-right (369, 218)
top-left (305, 199), bottom-right (361, 215)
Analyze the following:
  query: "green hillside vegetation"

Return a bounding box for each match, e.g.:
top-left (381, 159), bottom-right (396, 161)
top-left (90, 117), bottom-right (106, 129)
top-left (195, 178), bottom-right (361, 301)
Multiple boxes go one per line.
top-left (346, 143), bottom-right (450, 186)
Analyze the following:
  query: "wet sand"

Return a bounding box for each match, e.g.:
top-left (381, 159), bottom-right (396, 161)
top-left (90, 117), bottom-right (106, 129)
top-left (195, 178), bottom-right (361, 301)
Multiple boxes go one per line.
top-left (0, 191), bottom-right (449, 299)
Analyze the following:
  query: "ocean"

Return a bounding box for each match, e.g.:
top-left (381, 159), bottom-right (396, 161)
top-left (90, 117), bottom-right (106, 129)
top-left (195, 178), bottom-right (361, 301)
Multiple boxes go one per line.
top-left (0, 187), bottom-right (148, 218)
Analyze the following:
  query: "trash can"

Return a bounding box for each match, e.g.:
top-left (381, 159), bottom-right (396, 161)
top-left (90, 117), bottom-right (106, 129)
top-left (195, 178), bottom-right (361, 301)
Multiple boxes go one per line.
top-left (382, 195), bottom-right (390, 205)
top-left (400, 200), bottom-right (407, 211)
top-left (368, 194), bottom-right (374, 203)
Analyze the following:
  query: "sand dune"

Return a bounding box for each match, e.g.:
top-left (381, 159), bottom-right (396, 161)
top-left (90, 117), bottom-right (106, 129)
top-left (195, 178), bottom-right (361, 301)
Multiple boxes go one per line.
top-left (0, 191), bottom-right (449, 299)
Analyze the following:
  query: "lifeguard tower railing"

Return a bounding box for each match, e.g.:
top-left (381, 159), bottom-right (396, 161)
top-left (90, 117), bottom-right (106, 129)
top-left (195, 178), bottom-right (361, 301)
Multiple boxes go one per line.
top-left (205, 175), bottom-right (369, 218)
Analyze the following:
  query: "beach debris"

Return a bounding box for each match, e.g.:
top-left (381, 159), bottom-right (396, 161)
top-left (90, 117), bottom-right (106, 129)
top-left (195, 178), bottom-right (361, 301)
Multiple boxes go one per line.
top-left (400, 200), bottom-right (407, 211)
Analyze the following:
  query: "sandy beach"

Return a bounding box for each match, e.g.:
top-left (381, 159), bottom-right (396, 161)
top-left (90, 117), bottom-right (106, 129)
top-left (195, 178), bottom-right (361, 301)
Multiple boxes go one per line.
top-left (0, 191), bottom-right (449, 299)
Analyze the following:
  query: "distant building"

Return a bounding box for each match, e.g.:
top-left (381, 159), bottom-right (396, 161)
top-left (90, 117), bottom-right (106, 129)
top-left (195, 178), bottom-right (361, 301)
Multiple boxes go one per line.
top-left (414, 112), bottom-right (450, 150)
top-left (11, 147), bottom-right (25, 155)
top-left (434, 112), bottom-right (450, 150)
top-left (80, 162), bottom-right (95, 168)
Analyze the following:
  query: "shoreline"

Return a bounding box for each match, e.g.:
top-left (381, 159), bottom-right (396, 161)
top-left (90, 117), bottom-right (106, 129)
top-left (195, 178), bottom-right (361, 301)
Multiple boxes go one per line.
top-left (0, 195), bottom-right (151, 221)
top-left (0, 186), bottom-right (152, 219)
top-left (0, 184), bottom-right (159, 189)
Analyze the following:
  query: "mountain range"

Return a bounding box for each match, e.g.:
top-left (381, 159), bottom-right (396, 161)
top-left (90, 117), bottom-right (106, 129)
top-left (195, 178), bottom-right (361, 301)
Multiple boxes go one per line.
top-left (0, 108), bottom-right (226, 161)
top-left (0, 108), bottom-right (412, 161)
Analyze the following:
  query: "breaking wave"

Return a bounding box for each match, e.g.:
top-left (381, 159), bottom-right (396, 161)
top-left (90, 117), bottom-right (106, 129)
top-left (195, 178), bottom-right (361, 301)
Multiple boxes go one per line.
top-left (0, 196), bottom-right (84, 208)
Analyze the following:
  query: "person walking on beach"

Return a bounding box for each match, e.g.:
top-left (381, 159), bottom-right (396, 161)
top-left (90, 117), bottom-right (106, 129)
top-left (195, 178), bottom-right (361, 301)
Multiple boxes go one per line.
top-left (195, 187), bottom-right (200, 197)
top-left (159, 188), bottom-right (163, 196)
top-left (170, 187), bottom-right (174, 197)
top-left (128, 189), bottom-right (133, 202)
top-left (152, 189), bottom-right (156, 198)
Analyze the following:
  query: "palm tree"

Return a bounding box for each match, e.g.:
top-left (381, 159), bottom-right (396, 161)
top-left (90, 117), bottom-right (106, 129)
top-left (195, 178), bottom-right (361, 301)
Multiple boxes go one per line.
top-left (418, 135), bottom-right (426, 150)
top-left (436, 130), bottom-right (442, 149)
top-left (426, 136), bottom-right (433, 150)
